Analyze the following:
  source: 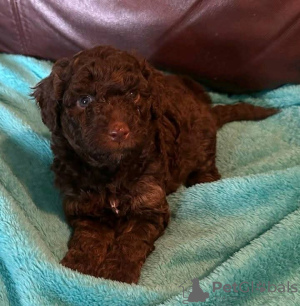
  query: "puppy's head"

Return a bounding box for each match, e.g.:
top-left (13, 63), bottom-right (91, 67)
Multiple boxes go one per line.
top-left (33, 46), bottom-right (163, 166)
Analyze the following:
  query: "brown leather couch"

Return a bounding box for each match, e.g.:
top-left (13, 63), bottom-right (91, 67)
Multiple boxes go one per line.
top-left (1, 0), bottom-right (300, 92)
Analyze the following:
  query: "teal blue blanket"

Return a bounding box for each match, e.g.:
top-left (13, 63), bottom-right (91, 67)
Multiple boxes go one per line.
top-left (0, 54), bottom-right (299, 306)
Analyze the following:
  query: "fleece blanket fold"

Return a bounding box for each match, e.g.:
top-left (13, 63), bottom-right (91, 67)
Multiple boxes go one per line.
top-left (0, 54), bottom-right (299, 306)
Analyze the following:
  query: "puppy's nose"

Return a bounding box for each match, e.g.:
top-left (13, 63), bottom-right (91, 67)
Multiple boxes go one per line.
top-left (109, 122), bottom-right (130, 141)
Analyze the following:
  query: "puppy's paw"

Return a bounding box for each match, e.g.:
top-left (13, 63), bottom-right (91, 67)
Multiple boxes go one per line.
top-left (97, 259), bottom-right (142, 284)
top-left (61, 249), bottom-right (104, 277)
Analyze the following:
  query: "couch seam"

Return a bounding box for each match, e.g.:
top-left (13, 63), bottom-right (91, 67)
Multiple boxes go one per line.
top-left (18, 0), bottom-right (32, 55)
top-left (9, 0), bottom-right (28, 54)
top-left (150, 0), bottom-right (205, 59)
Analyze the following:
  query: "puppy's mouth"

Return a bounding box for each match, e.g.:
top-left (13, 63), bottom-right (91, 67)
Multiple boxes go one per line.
top-left (106, 139), bottom-right (132, 150)
top-left (88, 146), bottom-right (134, 167)
top-left (89, 136), bottom-right (137, 161)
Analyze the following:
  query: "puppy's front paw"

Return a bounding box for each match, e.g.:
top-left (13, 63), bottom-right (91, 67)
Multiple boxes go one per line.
top-left (61, 249), bottom-right (103, 277)
top-left (98, 259), bottom-right (142, 284)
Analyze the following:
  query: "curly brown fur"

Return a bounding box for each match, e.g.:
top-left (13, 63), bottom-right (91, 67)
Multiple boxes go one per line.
top-left (33, 46), bottom-right (278, 283)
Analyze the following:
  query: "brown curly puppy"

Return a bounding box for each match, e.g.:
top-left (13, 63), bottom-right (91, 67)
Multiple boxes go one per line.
top-left (33, 46), bottom-right (277, 283)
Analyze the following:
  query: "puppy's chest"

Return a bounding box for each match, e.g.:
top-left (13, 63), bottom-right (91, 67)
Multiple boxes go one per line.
top-left (105, 188), bottom-right (131, 216)
top-left (57, 159), bottom-right (153, 217)
top-left (82, 184), bottom-right (133, 217)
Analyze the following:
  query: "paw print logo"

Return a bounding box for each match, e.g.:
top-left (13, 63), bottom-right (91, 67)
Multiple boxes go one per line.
top-left (188, 278), bottom-right (209, 302)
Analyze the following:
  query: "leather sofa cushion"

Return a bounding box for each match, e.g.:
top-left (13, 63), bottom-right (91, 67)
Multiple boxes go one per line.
top-left (1, 0), bottom-right (300, 92)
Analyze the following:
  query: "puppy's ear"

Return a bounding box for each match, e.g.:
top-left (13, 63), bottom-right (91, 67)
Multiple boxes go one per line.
top-left (33, 58), bottom-right (70, 132)
top-left (140, 60), bottom-right (169, 166)
top-left (140, 60), bottom-right (164, 119)
top-left (140, 59), bottom-right (160, 83)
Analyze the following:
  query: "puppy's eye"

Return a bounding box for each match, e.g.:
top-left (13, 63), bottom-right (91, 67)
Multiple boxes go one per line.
top-left (129, 91), bottom-right (140, 103)
top-left (77, 95), bottom-right (94, 107)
